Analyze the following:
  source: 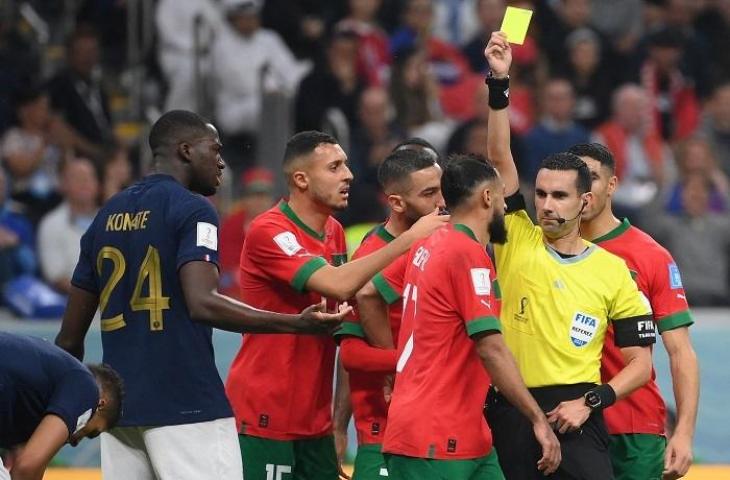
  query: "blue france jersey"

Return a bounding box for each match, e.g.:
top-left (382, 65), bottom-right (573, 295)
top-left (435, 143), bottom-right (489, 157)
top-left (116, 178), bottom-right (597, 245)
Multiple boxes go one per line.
top-left (71, 174), bottom-right (232, 427)
top-left (0, 333), bottom-right (98, 448)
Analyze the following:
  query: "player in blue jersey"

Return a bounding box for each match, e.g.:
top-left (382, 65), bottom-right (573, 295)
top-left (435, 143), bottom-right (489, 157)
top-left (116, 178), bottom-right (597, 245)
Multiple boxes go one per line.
top-left (0, 332), bottom-right (123, 480)
top-left (55, 110), bottom-right (350, 480)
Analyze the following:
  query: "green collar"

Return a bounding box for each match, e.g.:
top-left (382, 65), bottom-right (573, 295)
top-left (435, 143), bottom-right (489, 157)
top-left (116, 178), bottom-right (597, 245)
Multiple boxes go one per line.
top-left (278, 201), bottom-right (325, 241)
top-left (375, 224), bottom-right (396, 243)
top-left (592, 218), bottom-right (631, 244)
top-left (454, 223), bottom-right (478, 242)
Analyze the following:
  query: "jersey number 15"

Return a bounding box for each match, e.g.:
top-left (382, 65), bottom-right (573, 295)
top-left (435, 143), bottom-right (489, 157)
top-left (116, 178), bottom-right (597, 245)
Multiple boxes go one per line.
top-left (97, 245), bottom-right (170, 332)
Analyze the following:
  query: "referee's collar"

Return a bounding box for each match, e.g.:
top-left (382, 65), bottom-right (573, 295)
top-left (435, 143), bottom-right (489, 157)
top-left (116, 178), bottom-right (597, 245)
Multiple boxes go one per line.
top-left (545, 243), bottom-right (597, 264)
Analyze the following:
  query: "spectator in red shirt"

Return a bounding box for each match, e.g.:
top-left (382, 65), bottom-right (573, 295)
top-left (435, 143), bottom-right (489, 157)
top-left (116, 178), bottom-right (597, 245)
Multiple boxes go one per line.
top-left (335, 0), bottom-right (391, 87)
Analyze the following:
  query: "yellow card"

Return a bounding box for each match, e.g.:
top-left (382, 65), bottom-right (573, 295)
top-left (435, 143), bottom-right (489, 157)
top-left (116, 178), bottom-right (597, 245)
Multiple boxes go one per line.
top-left (500, 6), bottom-right (533, 45)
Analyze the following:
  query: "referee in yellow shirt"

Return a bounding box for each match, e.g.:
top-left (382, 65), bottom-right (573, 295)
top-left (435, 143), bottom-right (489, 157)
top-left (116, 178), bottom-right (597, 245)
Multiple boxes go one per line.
top-left (483, 33), bottom-right (655, 479)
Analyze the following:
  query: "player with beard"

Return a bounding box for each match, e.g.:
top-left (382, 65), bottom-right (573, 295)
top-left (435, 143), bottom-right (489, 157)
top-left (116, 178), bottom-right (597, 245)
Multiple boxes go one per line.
top-left (485, 32), bottom-right (656, 479)
top-left (333, 147), bottom-right (444, 479)
top-left (224, 131), bottom-right (448, 480)
top-left (381, 154), bottom-right (560, 479)
top-left (568, 142), bottom-right (699, 480)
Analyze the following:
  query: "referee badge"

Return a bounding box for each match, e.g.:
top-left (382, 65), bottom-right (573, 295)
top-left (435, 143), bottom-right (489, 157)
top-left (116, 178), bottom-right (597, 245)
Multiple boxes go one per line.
top-left (570, 311), bottom-right (598, 347)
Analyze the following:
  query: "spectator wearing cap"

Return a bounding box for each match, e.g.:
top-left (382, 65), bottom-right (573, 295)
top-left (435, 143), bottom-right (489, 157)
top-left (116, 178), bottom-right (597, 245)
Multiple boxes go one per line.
top-left (218, 167), bottom-right (275, 297)
top-left (211, 0), bottom-right (308, 172)
top-left (639, 27), bottom-right (700, 141)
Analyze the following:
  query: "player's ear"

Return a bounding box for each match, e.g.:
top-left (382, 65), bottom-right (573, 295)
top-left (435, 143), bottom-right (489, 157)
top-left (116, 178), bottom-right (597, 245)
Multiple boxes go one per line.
top-left (178, 141), bottom-right (193, 163)
top-left (582, 191), bottom-right (593, 211)
top-left (481, 186), bottom-right (492, 210)
top-left (291, 170), bottom-right (308, 190)
top-left (607, 175), bottom-right (618, 196)
top-left (387, 193), bottom-right (405, 214)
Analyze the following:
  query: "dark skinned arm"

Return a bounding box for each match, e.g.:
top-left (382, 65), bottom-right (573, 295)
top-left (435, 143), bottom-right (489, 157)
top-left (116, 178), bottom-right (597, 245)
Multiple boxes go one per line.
top-left (55, 286), bottom-right (99, 361)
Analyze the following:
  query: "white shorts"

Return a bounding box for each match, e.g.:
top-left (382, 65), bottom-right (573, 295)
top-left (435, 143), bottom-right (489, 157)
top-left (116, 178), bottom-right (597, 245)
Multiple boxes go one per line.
top-left (100, 416), bottom-right (243, 480)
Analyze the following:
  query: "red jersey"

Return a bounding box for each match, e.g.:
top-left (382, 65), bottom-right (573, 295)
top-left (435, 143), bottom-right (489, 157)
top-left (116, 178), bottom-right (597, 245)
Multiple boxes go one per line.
top-left (382, 224), bottom-right (501, 460)
top-left (595, 219), bottom-right (693, 435)
top-left (335, 224), bottom-right (401, 446)
top-left (225, 201), bottom-right (347, 440)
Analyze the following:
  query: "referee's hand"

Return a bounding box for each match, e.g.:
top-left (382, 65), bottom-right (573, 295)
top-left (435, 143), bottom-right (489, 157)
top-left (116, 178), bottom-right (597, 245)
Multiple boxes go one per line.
top-left (546, 398), bottom-right (591, 434)
top-left (533, 418), bottom-right (561, 475)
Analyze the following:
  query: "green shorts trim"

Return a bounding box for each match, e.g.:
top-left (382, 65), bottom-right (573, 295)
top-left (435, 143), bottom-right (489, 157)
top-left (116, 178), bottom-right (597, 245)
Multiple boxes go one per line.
top-left (384, 449), bottom-right (505, 480)
top-left (609, 433), bottom-right (666, 480)
top-left (353, 444), bottom-right (389, 480)
top-left (239, 434), bottom-right (338, 480)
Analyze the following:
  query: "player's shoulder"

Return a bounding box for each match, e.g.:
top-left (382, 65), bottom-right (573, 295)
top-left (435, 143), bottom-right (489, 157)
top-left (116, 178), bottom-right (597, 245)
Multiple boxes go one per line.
top-left (625, 225), bottom-right (674, 261)
top-left (247, 203), bottom-right (290, 234)
top-left (353, 224), bottom-right (389, 258)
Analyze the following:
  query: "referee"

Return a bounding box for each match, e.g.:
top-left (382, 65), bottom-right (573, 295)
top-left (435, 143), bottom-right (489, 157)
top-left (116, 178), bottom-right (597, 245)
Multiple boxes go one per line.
top-left (483, 32), bottom-right (655, 479)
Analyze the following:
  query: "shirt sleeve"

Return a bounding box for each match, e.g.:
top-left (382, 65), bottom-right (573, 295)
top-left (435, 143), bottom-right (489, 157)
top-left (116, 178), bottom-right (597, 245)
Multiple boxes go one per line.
top-left (449, 244), bottom-right (502, 338)
top-left (493, 208), bottom-right (542, 277)
top-left (610, 264), bottom-right (656, 348)
top-left (46, 369), bottom-right (99, 437)
top-left (649, 254), bottom-right (694, 333)
top-left (372, 252), bottom-right (408, 305)
top-left (175, 196), bottom-right (221, 270)
top-left (244, 221), bottom-right (329, 293)
top-left (70, 221), bottom-right (98, 293)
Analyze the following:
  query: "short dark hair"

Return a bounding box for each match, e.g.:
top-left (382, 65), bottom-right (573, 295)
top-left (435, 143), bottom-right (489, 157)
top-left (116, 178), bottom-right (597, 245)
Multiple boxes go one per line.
top-left (392, 137), bottom-right (440, 162)
top-left (66, 25), bottom-right (99, 50)
top-left (148, 110), bottom-right (210, 152)
top-left (282, 130), bottom-right (338, 170)
top-left (568, 143), bottom-right (615, 173)
top-left (539, 152), bottom-right (591, 194)
top-left (441, 153), bottom-right (498, 210)
top-left (377, 149), bottom-right (437, 192)
top-left (88, 363), bottom-right (124, 428)
top-left (14, 85), bottom-right (46, 110)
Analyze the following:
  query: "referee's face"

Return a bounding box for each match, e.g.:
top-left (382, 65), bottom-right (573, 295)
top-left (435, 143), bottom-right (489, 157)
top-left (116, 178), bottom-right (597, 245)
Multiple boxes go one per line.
top-left (535, 168), bottom-right (583, 238)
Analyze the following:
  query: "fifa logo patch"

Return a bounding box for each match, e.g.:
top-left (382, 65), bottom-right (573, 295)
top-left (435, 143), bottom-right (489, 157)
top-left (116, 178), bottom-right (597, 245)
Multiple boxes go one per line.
top-left (669, 263), bottom-right (683, 289)
top-left (570, 312), bottom-right (598, 347)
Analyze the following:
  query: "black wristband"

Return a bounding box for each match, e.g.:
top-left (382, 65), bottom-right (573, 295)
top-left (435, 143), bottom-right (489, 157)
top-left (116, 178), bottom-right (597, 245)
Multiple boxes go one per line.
top-left (486, 75), bottom-right (510, 110)
top-left (587, 384), bottom-right (617, 411)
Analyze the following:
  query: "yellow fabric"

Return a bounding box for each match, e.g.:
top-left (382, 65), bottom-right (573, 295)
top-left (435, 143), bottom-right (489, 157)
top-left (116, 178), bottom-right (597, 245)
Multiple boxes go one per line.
top-left (494, 211), bottom-right (651, 387)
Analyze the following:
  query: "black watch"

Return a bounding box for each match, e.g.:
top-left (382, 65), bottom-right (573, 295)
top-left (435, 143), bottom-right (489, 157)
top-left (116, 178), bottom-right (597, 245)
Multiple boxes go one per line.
top-left (584, 390), bottom-right (602, 410)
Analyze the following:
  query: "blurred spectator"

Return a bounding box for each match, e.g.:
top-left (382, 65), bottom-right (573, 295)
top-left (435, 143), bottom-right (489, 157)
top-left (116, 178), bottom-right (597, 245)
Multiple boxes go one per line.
top-left (699, 82), bottom-right (730, 177)
top-left (156, 0), bottom-right (223, 112)
top-left (349, 87), bottom-right (404, 185)
top-left (590, 0), bottom-right (643, 58)
top-left (432, 0), bottom-right (480, 47)
top-left (295, 30), bottom-right (364, 140)
top-left (694, 0), bottom-right (730, 86)
top-left (389, 47), bottom-right (453, 152)
top-left (37, 157), bottom-right (99, 294)
top-left (523, 79), bottom-right (590, 181)
top-left (0, 87), bottom-right (67, 224)
top-left (389, 0), bottom-right (476, 119)
top-left (646, 173), bottom-right (730, 306)
top-left (594, 84), bottom-right (672, 218)
top-left (462, 0), bottom-right (507, 72)
top-left (211, 0), bottom-right (308, 172)
top-left (218, 167), bottom-right (275, 296)
top-left (640, 27), bottom-right (700, 141)
top-left (0, 169), bottom-right (37, 287)
top-left (0, 18), bottom-right (42, 134)
top-left (335, 0), bottom-right (391, 86)
top-left (47, 27), bottom-right (114, 159)
top-left (665, 137), bottom-right (728, 214)
top-left (260, 0), bottom-right (337, 61)
top-left (101, 147), bottom-right (133, 202)
top-left (559, 28), bottom-right (613, 129)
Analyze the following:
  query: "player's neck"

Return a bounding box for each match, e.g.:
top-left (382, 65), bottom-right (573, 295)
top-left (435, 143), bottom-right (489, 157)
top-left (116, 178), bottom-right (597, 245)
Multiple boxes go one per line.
top-left (385, 214), bottom-right (410, 238)
top-left (581, 206), bottom-right (622, 242)
top-left (450, 214), bottom-right (488, 247)
top-left (287, 195), bottom-right (330, 235)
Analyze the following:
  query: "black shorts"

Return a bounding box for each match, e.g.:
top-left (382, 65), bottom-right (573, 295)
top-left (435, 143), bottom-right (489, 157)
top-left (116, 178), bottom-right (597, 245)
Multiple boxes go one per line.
top-left (485, 384), bottom-right (613, 480)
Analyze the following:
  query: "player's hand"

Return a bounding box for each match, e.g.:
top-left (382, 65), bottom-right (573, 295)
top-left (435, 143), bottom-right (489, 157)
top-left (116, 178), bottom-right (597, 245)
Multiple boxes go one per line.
top-left (334, 428), bottom-right (351, 479)
top-left (546, 398), bottom-right (591, 434)
top-left (663, 431), bottom-right (693, 479)
top-left (383, 374), bottom-right (394, 405)
top-left (533, 418), bottom-right (561, 475)
top-left (298, 301), bottom-right (352, 333)
top-left (484, 31), bottom-right (512, 77)
top-left (402, 208), bottom-right (449, 243)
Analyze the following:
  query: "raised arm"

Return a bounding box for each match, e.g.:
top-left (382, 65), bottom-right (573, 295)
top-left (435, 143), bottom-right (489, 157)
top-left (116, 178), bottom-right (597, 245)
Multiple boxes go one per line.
top-left (485, 31), bottom-right (519, 196)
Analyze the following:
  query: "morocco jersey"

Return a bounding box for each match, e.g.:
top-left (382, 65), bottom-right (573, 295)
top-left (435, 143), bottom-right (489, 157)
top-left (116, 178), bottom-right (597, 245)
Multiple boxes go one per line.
top-left (494, 208), bottom-right (655, 388)
top-left (334, 224), bottom-right (400, 446)
top-left (382, 224), bottom-right (502, 460)
top-left (225, 201), bottom-right (347, 440)
top-left (594, 219), bottom-right (694, 435)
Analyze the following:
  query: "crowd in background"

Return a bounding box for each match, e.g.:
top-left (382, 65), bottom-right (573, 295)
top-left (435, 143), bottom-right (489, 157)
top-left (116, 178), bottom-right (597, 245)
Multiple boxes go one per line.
top-left (0, 0), bottom-right (729, 307)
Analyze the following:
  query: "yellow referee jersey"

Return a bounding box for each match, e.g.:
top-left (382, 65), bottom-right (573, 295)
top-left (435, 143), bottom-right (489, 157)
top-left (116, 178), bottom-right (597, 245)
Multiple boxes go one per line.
top-left (494, 210), bottom-right (654, 388)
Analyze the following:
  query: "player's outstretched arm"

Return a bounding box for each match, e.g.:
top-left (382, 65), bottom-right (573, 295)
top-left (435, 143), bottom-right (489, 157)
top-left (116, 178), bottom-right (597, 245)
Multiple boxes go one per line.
top-left (305, 209), bottom-right (448, 301)
top-left (355, 280), bottom-right (395, 348)
top-left (475, 332), bottom-right (561, 475)
top-left (340, 338), bottom-right (397, 373)
top-left (9, 414), bottom-right (69, 480)
top-left (55, 286), bottom-right (99, 361)
top-left (180, 261), bottom-right (351, 333)
top-left (485, 31), bottom-right (519, 196)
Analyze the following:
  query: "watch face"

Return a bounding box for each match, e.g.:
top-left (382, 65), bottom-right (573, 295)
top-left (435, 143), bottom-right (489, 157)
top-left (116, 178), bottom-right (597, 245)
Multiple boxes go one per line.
top-left (585, 391), bottom-right (601, 409)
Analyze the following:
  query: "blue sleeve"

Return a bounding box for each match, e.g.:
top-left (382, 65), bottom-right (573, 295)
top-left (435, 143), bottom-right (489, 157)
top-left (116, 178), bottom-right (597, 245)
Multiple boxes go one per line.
top-left (71, 223), bottom-right (98, 293)
top-left (175, 196), bottom-right (220, 270)
top-left (46, 368), bottom-right (99, 437)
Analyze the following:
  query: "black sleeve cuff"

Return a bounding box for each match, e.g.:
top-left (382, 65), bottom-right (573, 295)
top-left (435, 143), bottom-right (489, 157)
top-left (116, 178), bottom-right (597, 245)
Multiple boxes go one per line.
top-left (505, 192), bottom-right (526, 214)
top-left (613, 315), bottom-right (656, 347)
